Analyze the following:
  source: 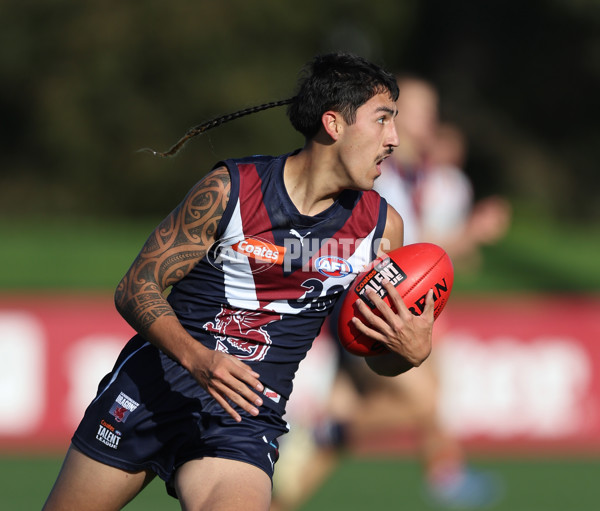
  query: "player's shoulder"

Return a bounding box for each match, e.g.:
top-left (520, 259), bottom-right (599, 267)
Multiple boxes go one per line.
top-left (196, 165), bottom-right (231, 190)
top-left (213, 153), bottom-right (288, 185)
top-left (218, 153), bottom-right (282, 169)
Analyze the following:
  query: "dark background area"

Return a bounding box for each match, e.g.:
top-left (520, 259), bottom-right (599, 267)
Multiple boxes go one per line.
top-left (1, 0), bottom-right (598, 221)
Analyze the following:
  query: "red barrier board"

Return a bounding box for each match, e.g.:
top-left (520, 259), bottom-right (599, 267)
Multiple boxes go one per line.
top-left (0, 293), bottom-right (133, 451)
top-left (356, 294), bottom-right (600, 455)
top-left (0, 293), bottom-right (599, 453)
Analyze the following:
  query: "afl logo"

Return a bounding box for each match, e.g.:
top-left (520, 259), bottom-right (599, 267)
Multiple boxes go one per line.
top-left (315, 256), bottom-right (353, 278)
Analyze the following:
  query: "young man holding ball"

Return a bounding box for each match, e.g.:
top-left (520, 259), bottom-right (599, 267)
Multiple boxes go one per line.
top-left (43, 52), bottom-right (434, 511)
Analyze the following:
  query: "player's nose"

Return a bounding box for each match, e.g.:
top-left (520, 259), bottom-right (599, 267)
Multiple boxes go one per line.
top-left (387, 122), bottom-right (400, 148)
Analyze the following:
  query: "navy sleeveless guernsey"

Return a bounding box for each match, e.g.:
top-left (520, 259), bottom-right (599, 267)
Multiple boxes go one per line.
top-left (71, 152), bottom-right (388, 488)
top-left (167, 152), bottom-right (388, 414)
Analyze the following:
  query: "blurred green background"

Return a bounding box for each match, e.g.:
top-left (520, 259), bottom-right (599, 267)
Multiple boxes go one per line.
top-left (1, 0), bottom-right (599, 294)
top-left (1, 0), bottom-right (598, 221)
top-left (1, 0), bottom-right (599, 509)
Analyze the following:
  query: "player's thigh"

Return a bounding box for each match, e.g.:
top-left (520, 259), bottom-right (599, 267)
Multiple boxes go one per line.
top-left (42, 445), bottom-right (155, 511)
top-left (175, 457), bottom-right (272, 511)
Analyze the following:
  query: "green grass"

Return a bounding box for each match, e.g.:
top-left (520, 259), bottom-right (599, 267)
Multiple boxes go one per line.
top-left (299, 455), bottom-right (600, 511)
top-left (456, 210), bottom-right (600, 293)
top-left (1, 454), bottom-right (174, 510)
top-left (6, 454), bottom-right (600, 510)
top-left (1, 206), bottom-right (600, 293)
top-left (0, 216), bottom-right (157, 290)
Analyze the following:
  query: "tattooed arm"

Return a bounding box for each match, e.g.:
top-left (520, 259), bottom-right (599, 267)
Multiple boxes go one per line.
top-left (114, 166), bottom-right (264, 422)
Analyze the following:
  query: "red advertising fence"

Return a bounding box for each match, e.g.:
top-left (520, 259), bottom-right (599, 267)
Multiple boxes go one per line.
top-left (0, 294), bottom-right (134, 451)
top-left (0, 293), bottom-right (599, 454)
top-left (356, 294), bottom-right (600, 456)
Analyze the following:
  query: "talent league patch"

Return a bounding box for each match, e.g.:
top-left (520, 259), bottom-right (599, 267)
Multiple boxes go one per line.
top-left (109, 391), bottom-right (140, 423)
top-left (96, 419), bottom-right (122, 449)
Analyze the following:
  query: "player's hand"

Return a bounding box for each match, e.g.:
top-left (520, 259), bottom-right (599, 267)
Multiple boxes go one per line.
top-left (190, 347), bottom-right (264, 422)
top-left (353, 280), bottom-right (434, 366)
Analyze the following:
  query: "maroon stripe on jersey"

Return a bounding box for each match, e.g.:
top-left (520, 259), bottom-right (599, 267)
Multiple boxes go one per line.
top-left (236, 163), bottom-right (288, 307)
top-left (237, 163), bottom-right (273, 239)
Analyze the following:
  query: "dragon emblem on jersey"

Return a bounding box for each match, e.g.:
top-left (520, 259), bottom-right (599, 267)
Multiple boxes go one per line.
top-left (204, 306), bottom-right (280, 361)
top-left (111, 406), bottom-right (128, 422)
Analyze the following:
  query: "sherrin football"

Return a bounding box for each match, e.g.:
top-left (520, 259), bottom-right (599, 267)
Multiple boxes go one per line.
top-left (337, 242), bottom-right (454, 356)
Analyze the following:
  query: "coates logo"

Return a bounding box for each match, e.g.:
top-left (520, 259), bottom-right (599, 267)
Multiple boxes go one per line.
top-left (207, 236), bottom-right (285, 274)
top-left (315, 256), bottom-right (353, 278)
top-left (232, 237), bottom-right (285, 265)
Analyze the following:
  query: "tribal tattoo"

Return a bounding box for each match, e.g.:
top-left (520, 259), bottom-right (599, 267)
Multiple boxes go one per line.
top-left (115, 167), bottom-right (231, 334)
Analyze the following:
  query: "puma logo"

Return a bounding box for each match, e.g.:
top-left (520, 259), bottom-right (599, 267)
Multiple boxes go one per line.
top-left (289, 229), bottom-right (311, 244)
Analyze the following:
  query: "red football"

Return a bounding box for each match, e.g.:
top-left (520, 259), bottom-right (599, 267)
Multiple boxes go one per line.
top-left (337, 242), bottom-right (454, 356)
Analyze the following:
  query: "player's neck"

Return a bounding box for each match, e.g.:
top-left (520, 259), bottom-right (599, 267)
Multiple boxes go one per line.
top-left (284, 147), bottom-right (340, 216)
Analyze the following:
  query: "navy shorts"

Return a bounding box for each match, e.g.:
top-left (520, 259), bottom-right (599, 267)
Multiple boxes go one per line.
top-left (72, 335), bottom-right (288, 497)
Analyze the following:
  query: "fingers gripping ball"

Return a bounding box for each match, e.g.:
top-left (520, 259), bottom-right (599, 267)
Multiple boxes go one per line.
top-left (337, 243), bottom-right (454, 356)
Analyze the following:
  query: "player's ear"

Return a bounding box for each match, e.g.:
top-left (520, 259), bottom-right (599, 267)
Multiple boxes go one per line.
top-left (322, 111), bottom-right (342, 140)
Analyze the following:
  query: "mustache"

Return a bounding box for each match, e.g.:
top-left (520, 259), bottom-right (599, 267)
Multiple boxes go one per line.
top-left (376, 147), bottom-right (394, 162)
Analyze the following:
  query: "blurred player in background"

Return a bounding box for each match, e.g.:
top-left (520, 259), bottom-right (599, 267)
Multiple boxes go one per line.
top-left (272, 77), bottom-right (510, 511)
top-left (374, 76), bottom-right (510, 255)
top-left (369, 77), bottom-right (510, 508)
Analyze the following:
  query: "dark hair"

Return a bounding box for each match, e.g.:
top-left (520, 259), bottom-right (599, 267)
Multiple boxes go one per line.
top-left (144, 52), bottom-right (397, 157)
top-left (287, 52), bottom-right (399, 139)
top-left (141, 98), bottom-right (294, 158)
